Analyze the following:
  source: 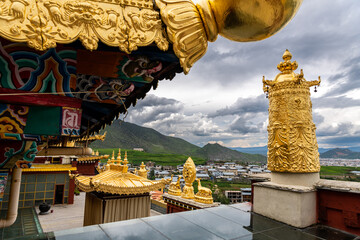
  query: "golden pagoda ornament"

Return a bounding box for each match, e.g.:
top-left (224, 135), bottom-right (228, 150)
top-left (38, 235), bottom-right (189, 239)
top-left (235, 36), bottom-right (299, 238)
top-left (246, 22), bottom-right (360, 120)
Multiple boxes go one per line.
top-left (136, 162), bottom-right (149, 179)
top-left (181, 157), bottom-right (196, 199)
top-left (263, 50), bottom-right (321, 173)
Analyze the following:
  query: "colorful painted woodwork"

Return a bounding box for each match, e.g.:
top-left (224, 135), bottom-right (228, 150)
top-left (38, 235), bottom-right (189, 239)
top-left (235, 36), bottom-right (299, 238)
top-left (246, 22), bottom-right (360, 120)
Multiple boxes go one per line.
top-left (0, 41), bottom-right (177, 106)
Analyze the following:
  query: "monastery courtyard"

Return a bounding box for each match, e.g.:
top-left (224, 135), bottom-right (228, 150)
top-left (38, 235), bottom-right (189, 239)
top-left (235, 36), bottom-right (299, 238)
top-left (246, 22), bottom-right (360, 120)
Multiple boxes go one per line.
top-left (37, 193), bottom-right (162, 233)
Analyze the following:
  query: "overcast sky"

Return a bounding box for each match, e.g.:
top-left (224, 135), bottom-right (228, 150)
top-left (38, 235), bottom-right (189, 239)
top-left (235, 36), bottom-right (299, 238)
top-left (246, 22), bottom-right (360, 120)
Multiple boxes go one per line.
top-left (125, 0), bottom-right (360, 149)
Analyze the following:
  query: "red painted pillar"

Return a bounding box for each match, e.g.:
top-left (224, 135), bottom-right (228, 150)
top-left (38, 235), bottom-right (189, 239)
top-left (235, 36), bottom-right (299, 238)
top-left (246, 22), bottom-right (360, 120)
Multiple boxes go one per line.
top-left (68, 178), bottom-right (75, 204)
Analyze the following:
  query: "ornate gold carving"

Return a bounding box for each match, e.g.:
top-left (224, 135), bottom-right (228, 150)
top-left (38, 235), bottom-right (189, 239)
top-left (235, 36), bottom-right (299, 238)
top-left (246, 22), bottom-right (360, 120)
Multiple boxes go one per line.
top-left (194, 178), bottom-right (213, 204)
top-left (155, 0), bottom-right (208, 74)
top-left (168, 175), bottom-right (182, 196)
top-left (0, 0), bottom-right (169, 52)
top-left (263, 50), bottom-right (321, 173)
top-left (181, 157), bottom-right (196, 199)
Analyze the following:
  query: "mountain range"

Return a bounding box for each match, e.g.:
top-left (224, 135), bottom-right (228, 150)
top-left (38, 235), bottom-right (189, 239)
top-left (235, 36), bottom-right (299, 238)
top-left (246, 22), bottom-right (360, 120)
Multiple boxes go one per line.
top-left (319, 148), bottom-right (360, 159)
top-left (232, 146), bottom-right (360, 159)
top-left (90, 121), bottom-right (267, 163)
top-left (90, 120), bottom-right (360, 161)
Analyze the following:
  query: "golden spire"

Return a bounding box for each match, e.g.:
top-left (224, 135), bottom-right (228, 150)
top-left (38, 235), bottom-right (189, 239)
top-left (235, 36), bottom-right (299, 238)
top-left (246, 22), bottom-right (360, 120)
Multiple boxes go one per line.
top-left (96, 150), bottom-right (99, 156)
top-left (116, 148), bottom-right (122, 164)
top-left (109, 150), bottom-right (115, 164)
top-left (122, 151), bottom-right (128, 173)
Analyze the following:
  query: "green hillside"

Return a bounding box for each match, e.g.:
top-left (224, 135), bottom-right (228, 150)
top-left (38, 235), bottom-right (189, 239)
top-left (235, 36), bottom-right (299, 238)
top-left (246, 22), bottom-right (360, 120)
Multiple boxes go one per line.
top-left (95, 148), bottom-right (206, 166)
top-left (91, 121), bottom-right (200, 156)
top-left (90, 120), bottom-right (266, 163)
top-left (197, 143), bottom-right (266, 163)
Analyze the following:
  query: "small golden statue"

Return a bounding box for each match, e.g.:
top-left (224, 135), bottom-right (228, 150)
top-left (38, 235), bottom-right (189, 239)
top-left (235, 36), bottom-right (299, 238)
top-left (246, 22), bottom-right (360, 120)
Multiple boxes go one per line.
top-left (194, 178), bottom-right (213, 204)
top-left (181, 157), bottom-right (196, 199)
top-left (168, 175), bottom-right (182, 196)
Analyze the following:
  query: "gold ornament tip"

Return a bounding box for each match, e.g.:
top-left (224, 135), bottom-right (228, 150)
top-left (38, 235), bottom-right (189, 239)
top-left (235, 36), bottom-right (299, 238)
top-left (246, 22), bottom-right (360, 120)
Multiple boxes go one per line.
top-left (196, 0), bottom-right (303, 42)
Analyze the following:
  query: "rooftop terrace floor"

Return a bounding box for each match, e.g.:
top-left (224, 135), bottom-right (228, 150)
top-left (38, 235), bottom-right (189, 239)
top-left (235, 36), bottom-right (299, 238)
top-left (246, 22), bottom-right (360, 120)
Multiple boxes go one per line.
top-left (53, 203), bottom-right (359, 240)
top-left (1, 201), bottom-right (359, 239)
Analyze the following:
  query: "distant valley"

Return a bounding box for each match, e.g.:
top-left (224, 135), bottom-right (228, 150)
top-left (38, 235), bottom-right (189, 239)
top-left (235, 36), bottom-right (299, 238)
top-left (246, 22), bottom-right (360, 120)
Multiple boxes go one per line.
top-left (90, 120), bottom-right (266, 163)
top-left (90, 120), bottom-right (360, 161)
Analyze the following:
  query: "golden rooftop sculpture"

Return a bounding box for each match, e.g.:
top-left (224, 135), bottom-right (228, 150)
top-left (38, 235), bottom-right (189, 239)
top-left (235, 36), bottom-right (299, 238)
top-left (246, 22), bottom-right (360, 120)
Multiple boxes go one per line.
top-left (0, 0), bottom-right (302, 73)
top-left (263, 49), bottom-right (321, 173)
top-left (75, 152), bottom-right (170, 195)
top-left (135, 162), bottom-right (149, 179)
top-left (167, 157), bottom-right (214, 204)
top-left (181, 157), bottom-right (196, 199)
top-left (168, 175), bottom-right (182, 196)
top-left (195, 178), bottom-right (213, 204)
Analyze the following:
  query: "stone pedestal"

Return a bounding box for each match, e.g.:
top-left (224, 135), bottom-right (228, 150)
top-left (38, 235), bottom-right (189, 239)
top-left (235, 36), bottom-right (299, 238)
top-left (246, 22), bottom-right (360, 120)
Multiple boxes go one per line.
top-left (253, 173), bottom-right (319, 228)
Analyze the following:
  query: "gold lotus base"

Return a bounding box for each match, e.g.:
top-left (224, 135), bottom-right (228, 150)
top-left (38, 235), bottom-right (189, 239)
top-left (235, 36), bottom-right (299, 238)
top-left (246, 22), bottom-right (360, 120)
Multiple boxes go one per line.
top-left (194, 195), bottom-right (213, 204)
top-left (181, 185), bottom-right (195, 199)
top-left (168, 189), bottom-right (182, 196)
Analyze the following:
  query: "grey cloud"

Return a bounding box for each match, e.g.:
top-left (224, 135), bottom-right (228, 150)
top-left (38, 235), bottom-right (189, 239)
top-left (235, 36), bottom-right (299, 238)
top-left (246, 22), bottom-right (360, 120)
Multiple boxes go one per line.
top-left (128, 94), bottom-right (183, 125)
top-left (325, 59), bottom-right (360, 96)
top-left (313, 96), bottom-right (360, 109)
top-left (208, 95), bottom-right (268, 118)
top-left (319, 135), bottom-right (360, 147)
top-left (134, 94), bottom-right (179, 107)
top-left (312, 112), bottom-right (325, 126)
top-left (317, 122), bottom-right (353, 137)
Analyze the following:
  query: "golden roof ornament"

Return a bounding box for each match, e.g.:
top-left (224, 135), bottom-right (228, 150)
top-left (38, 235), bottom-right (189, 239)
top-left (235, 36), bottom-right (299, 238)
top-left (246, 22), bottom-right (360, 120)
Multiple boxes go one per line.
top-left (137, 162), bottom-right (149, 179)
top-left (74, 163), bottom-right (171, 195)
top-left (181, 157), bottom-right (196, 199)
top-left (194, 178), bottom-right (213, 204)
top-left (168, 175), bottom-right (182, 196)
top-left (122, 151), bottom-right (129, 173)
top-left (156, 0), bottom-right (303, 73)
top-left (116, 148), bottom-right (122, 164)
top-left (277, 49), bottom-right (298, 73)
top-left (263, 50), bottom-right (321, 173)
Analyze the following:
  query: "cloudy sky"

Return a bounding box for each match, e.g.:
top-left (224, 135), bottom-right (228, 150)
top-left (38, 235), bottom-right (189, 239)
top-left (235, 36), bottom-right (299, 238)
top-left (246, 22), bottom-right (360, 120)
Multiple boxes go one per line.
top-left (126, 0), bottom-right (360, 149)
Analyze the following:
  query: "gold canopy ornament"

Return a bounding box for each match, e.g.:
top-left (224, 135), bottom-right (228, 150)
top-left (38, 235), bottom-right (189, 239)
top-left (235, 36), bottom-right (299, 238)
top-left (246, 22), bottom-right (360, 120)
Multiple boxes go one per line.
top-left (263, 50), bottom-right (321, 173)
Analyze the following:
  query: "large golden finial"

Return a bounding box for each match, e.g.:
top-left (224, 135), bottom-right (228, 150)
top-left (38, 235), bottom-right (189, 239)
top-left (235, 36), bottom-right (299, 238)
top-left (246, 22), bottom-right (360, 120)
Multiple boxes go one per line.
top-left (181, 157), bottom-right (196, 199)
top-left (195, 0), bottom-right (303, 42)
top-left (156, 0), bottom-right (302, 73)
top-left (263, 50), bottom-right (321, 173)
